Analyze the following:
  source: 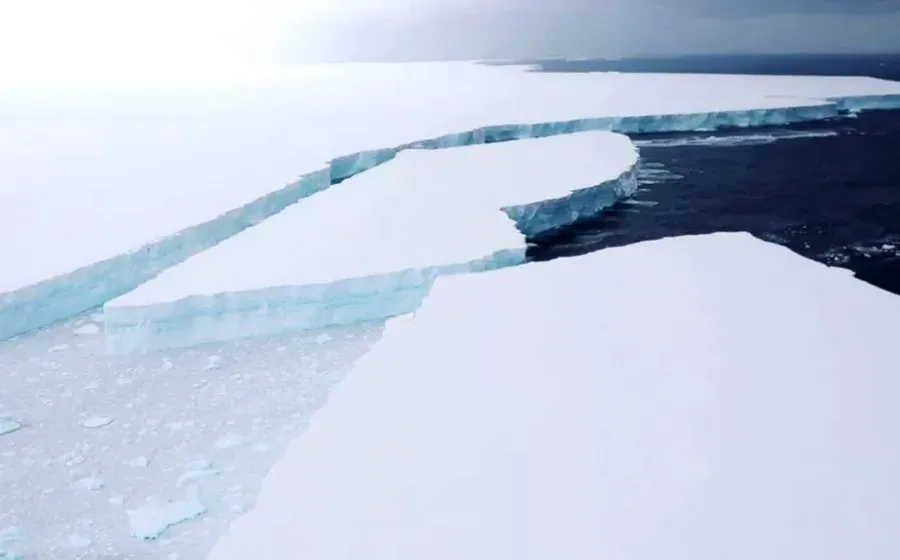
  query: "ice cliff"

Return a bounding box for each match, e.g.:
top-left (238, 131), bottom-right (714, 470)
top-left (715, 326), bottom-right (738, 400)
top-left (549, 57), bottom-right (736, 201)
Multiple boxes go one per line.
top-left (2, 73), bottom-right (900, 343)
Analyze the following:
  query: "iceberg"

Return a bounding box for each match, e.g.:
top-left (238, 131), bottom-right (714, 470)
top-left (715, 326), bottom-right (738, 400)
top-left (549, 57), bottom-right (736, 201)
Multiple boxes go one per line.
top-left (3, 63), bottom-right (900, 341)
top-left (103, 131), bottom-right (637, 352)
top-left (208, 232), bottom-right (900, 560)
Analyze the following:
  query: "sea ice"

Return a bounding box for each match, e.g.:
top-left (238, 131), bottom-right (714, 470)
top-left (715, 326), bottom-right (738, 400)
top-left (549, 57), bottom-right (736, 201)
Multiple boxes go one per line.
top-left (177, 459), bottom-right (220, 487)
top-left (71, 476), bottom-right (104, 491)
top-left (72, 323), bottom-right (100, 335)
top-left (209, 232), bottom-right (900, 560)
top-left (0, 527), bottom-right (21, 560)
top-left (0, 418), bottom-right (22, 436)
top-left (65, 534), bottom-right (91, 548)
top-left (81, 415), bottom-right (113, 429)
top-left (214, 434), bottom-right (247, 450)
top-left (127, 493), bottom-right (207, 540)
top-left (126, 455), bottom-right (150, 468)
top-left (104, 131), bottom-right (638, 352)
top-left (3, 63), bottom-right (900, 341)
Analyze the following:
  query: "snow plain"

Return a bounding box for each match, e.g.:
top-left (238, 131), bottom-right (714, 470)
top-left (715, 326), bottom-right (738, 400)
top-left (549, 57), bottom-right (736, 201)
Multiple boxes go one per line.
top-left (3, 63), bottom-right (900, 340)
top-left (209, 232), bottom-right (900, 560)
top-left (104, 131), bottom-right (638, 352)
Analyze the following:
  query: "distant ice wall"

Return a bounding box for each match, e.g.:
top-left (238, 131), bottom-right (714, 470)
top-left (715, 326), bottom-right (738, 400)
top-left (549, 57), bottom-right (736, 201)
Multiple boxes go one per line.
top-left (2, 94), bottom-right (897, 342)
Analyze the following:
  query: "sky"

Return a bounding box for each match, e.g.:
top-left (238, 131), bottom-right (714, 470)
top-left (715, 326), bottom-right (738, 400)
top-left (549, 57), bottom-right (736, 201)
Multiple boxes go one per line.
top-left (1, 0), bottom-right (899, 73)
top-left (284, 0), bottom-right (900, 61)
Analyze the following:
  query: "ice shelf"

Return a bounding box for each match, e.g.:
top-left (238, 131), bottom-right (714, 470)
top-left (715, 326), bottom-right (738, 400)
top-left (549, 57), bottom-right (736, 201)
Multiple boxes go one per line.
top-left (3, 63), bottom-right (900, 340)
top-left (103, 131), bottom-right (637, 352)
top-left (208, 232), bottom-right (900, 560)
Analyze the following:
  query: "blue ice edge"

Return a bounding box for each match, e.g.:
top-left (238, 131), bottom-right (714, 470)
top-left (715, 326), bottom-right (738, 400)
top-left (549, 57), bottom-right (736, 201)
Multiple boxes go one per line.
top-left (104, 164), bottom-right (638, 352)
top-left (3, 93), bottom-right (900, 343)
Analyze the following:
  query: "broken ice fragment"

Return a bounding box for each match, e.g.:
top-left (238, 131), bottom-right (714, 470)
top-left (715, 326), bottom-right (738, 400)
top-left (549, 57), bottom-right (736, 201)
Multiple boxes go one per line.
top-left (73, 323), bottom-right (100, 336)
top-left (82, 415), bottom-right (113, 429)
top-left (72, 476), bottom-right (104, 491)
top-left (0, 419), bottom-right (22, 436)
top-left (0, 526), bottom-right (22, 560)
top-left (315, 333), bottom-right (333, 344)
top-left (127, 496), bottom-right (207, 540)
top-left (126, 456), bottom-right (150, 468)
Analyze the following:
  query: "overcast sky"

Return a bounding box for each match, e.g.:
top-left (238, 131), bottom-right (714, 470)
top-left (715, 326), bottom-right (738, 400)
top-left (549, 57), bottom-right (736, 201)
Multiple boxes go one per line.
top-left (285, 0), bottom-right (900, 61)
top-left (1, 0), bottom-right (898, 73)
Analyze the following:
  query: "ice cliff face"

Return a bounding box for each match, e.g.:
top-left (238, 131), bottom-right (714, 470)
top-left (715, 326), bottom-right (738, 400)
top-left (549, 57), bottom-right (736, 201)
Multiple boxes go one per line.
top-left (3, 93), bottom-right (900, 343)
top-left (102, 131), bottom-right (638, 353)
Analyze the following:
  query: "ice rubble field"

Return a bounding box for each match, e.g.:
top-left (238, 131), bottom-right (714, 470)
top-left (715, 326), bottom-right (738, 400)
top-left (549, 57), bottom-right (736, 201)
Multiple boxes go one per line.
top-left (3, 62), bottom-right (900, 341)
top-left (104, 131), bottom-right (637, 352)
top-left (0, 314), bottom-right (384, 559)
top-left (210, 232), bottom-right (900, 560)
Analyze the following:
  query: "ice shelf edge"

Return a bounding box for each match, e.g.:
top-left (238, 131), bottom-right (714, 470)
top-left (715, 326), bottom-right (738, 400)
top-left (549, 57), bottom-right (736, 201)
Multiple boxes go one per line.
top-left (2, 94), bottom-right (898, 342)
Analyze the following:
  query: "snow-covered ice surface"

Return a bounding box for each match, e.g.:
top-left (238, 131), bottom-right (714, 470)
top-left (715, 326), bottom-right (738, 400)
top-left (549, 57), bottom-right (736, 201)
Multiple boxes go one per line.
top-left (104, 131), bottom-right (638, 352)
top-left (209, 232), bottom-right (900, 560)
top-left (0, 311), bottom-right (383, 559)
top-left (3, 63), bottom-right (900, 340)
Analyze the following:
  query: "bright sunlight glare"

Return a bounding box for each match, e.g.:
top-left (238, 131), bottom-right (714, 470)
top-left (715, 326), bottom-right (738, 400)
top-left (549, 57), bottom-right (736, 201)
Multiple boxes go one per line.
top-left (0, 0), bottom-right (301, 78)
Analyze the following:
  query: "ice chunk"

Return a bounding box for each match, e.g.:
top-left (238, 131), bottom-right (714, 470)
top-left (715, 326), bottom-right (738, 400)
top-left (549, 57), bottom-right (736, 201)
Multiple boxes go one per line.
top-left (3, 64), bottom-right (900, 342)
top-left (209, 233), bottom-right (900, 560)
top-left (126, 456), bottom-right (150, 468)
top-left (73, 322), bottom-right (100, 335)
top-left (0, 527), bottom-right (21, 560)
top-left (81, 415), bottom-right (113, 429)
top-left (105, 131), bottom-right (637, 352)
top-left (127, 494), bottom-right (207, 540)
top-left (0, 419), bottom-right (22, 436)
top-left (71, 476), bottom-right (104, 491)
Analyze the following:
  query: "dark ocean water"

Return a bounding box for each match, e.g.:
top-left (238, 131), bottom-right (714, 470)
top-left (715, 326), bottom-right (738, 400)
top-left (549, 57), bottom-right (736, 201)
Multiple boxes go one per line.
top-left (524, 54), bottom-right (900, 296)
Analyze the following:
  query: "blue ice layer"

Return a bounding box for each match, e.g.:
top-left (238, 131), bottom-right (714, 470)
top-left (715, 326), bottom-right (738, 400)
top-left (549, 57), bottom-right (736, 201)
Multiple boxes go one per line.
top-left (104, 164), bottom-right (639, 353)
top-left (4, 94), bottom-right (899, 342)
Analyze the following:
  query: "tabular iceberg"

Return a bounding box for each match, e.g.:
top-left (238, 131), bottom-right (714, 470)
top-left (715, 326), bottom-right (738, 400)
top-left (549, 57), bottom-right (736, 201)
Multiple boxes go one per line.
top-left (104, 131), bottom-right (638, 352)
top-left (3, 64), bottom-right (900, 341)
top-left (208, 232), bottom-right (900, 560)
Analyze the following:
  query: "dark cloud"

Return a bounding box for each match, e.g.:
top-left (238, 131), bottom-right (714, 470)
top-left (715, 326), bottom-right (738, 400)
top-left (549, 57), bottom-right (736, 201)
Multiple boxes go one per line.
top-left (480, 0), bottom-right (900, 16)
top-left (657, 0), bottom-right (900, 16)
top-left (285, 0), bottom-right (900, 61)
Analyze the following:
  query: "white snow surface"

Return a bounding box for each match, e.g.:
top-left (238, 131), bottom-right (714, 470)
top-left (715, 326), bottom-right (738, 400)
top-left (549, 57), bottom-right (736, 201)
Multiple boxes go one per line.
top-left (103, 132), bottom-right (637, 351)
top-left (3, 63), bottom-right (900, 340)
top-left (112, 131), bottom-right (634, 301)
top-left (209, 232), bottom-right (900, 560)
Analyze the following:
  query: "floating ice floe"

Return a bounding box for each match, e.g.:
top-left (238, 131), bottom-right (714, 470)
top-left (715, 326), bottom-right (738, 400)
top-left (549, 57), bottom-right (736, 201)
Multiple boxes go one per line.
top-left (127, 492), bottom-right (207, 541)
top-left (104, 131), bottom-right (637, 351)
top-left (81, 415), bottom-right (113, 429)
top-left (209, 232), bottom-right (900, 560)
top-left (0, 418), bottom-right (22, 436)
